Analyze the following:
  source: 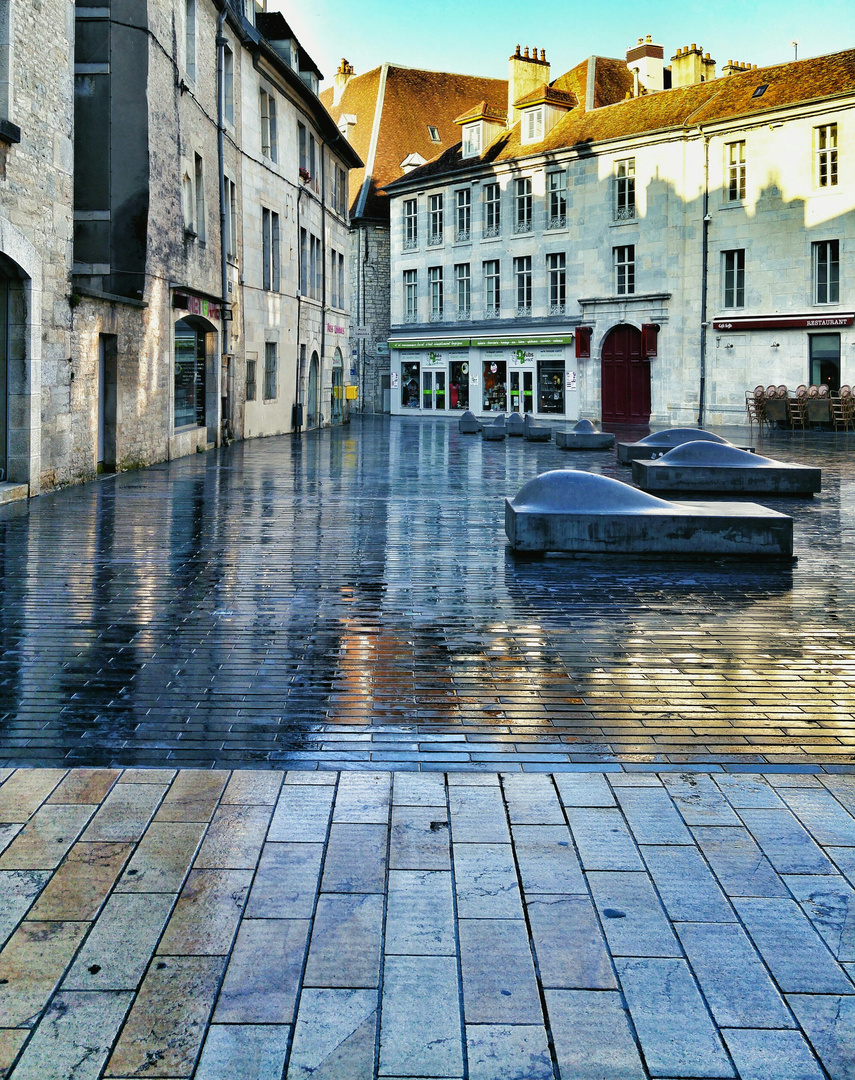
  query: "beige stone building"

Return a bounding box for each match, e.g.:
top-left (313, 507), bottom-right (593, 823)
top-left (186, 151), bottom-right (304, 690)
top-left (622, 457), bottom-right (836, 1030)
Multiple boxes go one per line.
top-left (385, 41), bottom-right (855, 427)
top-left (0, 0), bottom-right (74, 498)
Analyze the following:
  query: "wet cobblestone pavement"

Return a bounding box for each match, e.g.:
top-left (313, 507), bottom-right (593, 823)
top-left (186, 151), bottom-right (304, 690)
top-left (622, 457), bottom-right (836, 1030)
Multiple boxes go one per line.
top-left (1, 767), bottom-right (854, 1080)
top-left (1, 415), bottom-right (855, 771)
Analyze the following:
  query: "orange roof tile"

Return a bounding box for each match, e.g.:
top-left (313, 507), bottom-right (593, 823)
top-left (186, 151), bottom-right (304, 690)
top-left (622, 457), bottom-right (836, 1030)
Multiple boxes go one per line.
top-left (321, 65), bottom-right (507, 220)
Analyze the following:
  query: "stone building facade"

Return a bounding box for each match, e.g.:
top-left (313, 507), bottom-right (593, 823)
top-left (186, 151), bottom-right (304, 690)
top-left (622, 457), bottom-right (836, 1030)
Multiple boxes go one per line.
top-left (384, 42), bottom-right (855, 427)
top-left (0, 0), bottom-right (74, 497)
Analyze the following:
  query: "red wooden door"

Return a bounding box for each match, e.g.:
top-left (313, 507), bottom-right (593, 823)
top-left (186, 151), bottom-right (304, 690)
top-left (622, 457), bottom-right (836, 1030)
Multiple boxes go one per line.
top-left (601, 325), bottom-right (651, 422)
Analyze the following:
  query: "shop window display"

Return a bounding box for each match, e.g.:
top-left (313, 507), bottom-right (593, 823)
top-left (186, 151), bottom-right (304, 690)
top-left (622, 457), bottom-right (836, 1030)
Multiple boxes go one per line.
top-left (401, 361), bottom-right (420, 408)
top-left (449, 361), bottom-right (469, 409)
top-left (538, 359), bottom-right (565, 413)
top-left (482, 360), bottom-right (507, 411)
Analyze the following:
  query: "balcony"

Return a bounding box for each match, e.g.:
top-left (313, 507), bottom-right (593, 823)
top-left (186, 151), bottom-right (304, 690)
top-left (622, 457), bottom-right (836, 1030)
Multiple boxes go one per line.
top-left (429, 311), bottom-right (444, 322)
top-left (456, 309), bottom-right (471, 321)
top-left (549, 303), bottom-right (566, 316)
top-left (404, 312), bottom-right (419, 323)
top-left (403, 237), bottom-right (417, 251)
top-left (427, 232), bottom-right (443, 247)
top-left (484, 307), bottom-right (500, 319)
top-left (483, 225), bottom-right (501, 239)
top-left (514, 221), bottom-right (532, 234)
top-left (455, 230), bottom-right (471, 243)
top-left (547, 216), bottom-right (567, 230)
top-left (516, 305), bottom-right (532, 318)
top-left (613, 205), bottom-right (636, 221)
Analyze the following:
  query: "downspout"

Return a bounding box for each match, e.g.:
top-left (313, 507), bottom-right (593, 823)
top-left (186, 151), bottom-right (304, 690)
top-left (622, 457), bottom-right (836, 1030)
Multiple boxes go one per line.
top-left (295, 184), bottom-right (304, 425)
top-left (698, 130), bottom-right (710, 427)
top-left (216, 9), bottom-right (229, 442)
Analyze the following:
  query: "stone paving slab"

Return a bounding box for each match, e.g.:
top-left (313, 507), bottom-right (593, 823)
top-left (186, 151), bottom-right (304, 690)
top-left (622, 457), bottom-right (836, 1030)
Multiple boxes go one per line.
top-left (0, 767), bottom-right (853, 1078)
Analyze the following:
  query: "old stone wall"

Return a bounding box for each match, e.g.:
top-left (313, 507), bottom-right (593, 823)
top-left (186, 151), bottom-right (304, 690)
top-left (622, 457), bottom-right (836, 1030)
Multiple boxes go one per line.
top-left (351, 222), bottom-right (390, 412)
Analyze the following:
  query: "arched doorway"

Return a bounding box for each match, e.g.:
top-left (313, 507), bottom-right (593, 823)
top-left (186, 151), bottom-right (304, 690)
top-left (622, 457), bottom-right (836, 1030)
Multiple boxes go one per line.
top-left (331, 349), bottom-right (343, 423)
top-left (307, 351), bottom-right (320, 427)
top-left (174, 316), bottom-right (217, 440)
top-left (601, 324), bottom-right (650, 423)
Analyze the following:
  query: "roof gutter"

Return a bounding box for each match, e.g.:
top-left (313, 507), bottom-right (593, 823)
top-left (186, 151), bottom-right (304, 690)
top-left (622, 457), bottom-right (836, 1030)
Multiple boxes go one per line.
top-left (354, 62), bottom-right (389, 220)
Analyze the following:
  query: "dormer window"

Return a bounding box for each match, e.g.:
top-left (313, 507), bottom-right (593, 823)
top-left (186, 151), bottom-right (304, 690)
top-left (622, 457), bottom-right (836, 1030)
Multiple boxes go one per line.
top-left (521, 108), bottom-right (543, 144)
top-left (462, 123), bottom-right (482, 158)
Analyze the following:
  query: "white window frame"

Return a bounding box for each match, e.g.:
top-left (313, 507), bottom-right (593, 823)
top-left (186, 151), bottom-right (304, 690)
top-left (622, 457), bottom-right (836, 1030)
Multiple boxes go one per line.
top-left (722, 249), bottom-right (745, 308)
top-left (455, 189), bottom-right (471, 241)
top-left (403, 199), bottom-right (418, 250)
top-left (484, 183), bottom-right (501, 237)
top-left (223, 46), bottom-right (234, 126)
top-left (260, 89), bottom-right (278, 162)
top-left (547, 252), bottom-right (565, 313)
top-left (815, 124), bottom-right (838, 188)
top-left (726, 141), bottom-right (746, 202)
top-left (614, 158), bottom-right (636, 220)
top-left (514, 255), bottom-right (532, 312)
top-left (462, 123), bottom-right (481, 158)
top-left (455, 263), bottom-right (470, 319)
top-left (261, 207), bottom-right (279, 292)
top-left (428, 194), bottom-right (443, 245)
top-left (484, 260), bottom-right (500, 316)
top-left (547, 171), bottom-right (567, 228)
top-left (428, 266), bottom-right (443, 320)
top-left (614, 245), bottom-right (635, 296)
top-left (404, 269), bottom-right (418, 322)
top-left (521, 108), bottom-right (543, 144)
top-left (813, 240), bottom-right (840, 304)
top-left (514, 177), bottom-right (532, 233)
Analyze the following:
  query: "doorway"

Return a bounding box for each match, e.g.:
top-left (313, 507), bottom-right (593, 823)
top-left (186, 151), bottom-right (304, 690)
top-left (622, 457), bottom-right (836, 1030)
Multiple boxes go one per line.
top-left (422, 370), bottom-right (446, 410)
top-left (307, 352), bottom-right (320, 427)
top-left (97, 334), bottom-right (118, 472)
top-left (510, 369), bottom-right (533, 413)
top-left (601, 324), bottom-right (650, 422)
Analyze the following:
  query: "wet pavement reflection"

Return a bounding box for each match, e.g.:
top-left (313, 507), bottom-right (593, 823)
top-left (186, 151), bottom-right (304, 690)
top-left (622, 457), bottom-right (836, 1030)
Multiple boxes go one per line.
top-left (1, 416), bottom-right (854, 770)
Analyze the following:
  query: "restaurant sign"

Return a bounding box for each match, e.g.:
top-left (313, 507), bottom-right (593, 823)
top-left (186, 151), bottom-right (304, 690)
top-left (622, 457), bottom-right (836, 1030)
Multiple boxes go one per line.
top-left (173, 293), bottom-right (221, 321)
top-left (713, 314), bottom-right (854, 331)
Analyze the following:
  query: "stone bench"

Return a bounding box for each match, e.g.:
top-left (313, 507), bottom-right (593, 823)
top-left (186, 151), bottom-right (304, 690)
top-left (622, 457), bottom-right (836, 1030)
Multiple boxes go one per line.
top-left (458, 410), bottom-right (482, 434)
top-left (524, 414), bottom-right (552, 442)
top-left (505, 470), bottom-right (793, 557)
top-left (555, 419), bottom-right (616, 451)
top-left (482, 416), bottom-right (506, 441)
top-left (617, 427), bottom-right (755, 463)
top-left (632, 441), bottom-right (821, 495)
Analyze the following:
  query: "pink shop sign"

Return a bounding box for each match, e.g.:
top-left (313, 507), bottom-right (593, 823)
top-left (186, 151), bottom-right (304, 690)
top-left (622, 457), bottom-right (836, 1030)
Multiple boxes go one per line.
top-left (326, 323), bottom-right (346, 335)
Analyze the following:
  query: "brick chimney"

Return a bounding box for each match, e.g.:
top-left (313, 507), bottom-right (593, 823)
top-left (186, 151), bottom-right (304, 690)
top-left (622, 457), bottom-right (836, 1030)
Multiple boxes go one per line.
top-left (507, 45), bottom-right (550, 123)
top-left (671, 44), bottom-right (717, 87)
top-left (626, 35), bottom-right (665, 94)
top-left (333, 58), bottom-right (355, 106)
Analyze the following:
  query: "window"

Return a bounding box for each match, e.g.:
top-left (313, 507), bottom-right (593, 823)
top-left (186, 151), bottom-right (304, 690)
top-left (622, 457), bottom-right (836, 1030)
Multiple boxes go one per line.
top-left (194, 154), bottom-right (205, 242)
top-left (260, 89), bottom-right (278, 162)
top-left (263, 342), bottom-right (278, 400)
top-left (182, 170), bottom-right (195, 236)
top-left (404, 269), bottom-right (418, 322)
top-left (261, 208), bottom-right (279, 291)
top-left (338, 252), bottom-right (345, 310)
top-left (427, 125), bottom-right (441, 142)
top-left (813, 240), bottom-right (840, 304)
top-left (403, 199), bottom-right (418, 250)
top-left (224, 176), bottom-right (237, 259)
top-left (484, 260), bottom-right (500, 316)
top-left (815, 124), bottom-right (838, 188)
top-left (298, 122), bottom-right (307, 173)
top-left (428, 266), bottom-right (443, 320)
top-left (223, 46), bottom-right (234, 126)
top-left (514, 178), bottom-right (532, 233)
top-left (484, 183), bottom-right (501, 237)
top-left (722, 249), bottom-right (745, 308)
top-left (331, 164), bottom-right (347, 217)
top-left (184, 0), bottom-right (196, 81)
top-left (329, 247), bottom-right (337, 308)
top-left (311, 234), bottom-right (322, 298)
top-left (514, 256), bottom-right (532, 313)
top-left (455, 189), bottom-right (471, 241)
top-left (455, 263), bottom-right (470, 318)
top-left (522, 108), bottom-right (543, 144)
top-left (246, 358), bottom-right (257, 401)
top-left (299, 227), bottom-right (308, 294)
top-left (547, 252), bottom-right (565, 313)
top-left (547, 172), bottom-right (566, 228)
top-left (614, 158), bottom-right (636, 220)
top-left (726, 141), bottom-right (746, 202)
top-left (309, 134), bottom-right (316, 185)
top-left (614, 245), bottom-right (635, 295)
top-left (463, 123), bottom-right (481, 158)
top-left (428, 195), bottom-right (443, 245)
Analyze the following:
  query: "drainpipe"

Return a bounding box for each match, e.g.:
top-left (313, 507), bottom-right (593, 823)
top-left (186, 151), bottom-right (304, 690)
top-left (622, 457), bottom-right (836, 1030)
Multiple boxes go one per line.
top-left (216, 8), bottom-right (230, 441)
top-left (320, 145), bottom-right (327, 427)
top-left (698, 130), bottom-right (711, 427)
top-left (295, 184), bottom-right (304, 425)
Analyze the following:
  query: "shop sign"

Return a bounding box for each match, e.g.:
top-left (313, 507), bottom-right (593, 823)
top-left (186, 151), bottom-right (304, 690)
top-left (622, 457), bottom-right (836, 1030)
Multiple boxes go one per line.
top-left (539, 347), bottom-right (563, 359)
top-left (389, 338), bottom-right (469, 349)
top-left (173, 293), bottom-right (221, 320)
top-left (566, 370), bottom-right (577, 390)
top-left (472, 335), bottom-right (573, 347)
top-left (375, 343), bottom-right (390, 356)
top-left (448, 350), bottom-right (468, 362)
top-left (512, 348), bottom-right (534, 364)
top-left (327, 322), bottom-right (347, 336)
top-left (712, 314), bottom-right (854, 331)
top-left (426, 351), bottom-right (443, 365)
top-left (353, 327), bottom-right (370, 338)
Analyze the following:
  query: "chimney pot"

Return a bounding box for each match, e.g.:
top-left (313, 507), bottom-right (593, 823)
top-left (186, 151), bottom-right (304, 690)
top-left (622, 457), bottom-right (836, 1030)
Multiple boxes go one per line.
top-left (515, 44), bottom-right (521, 56)
top-left (524, 46), bottom-right (529, 57)
top-left (638, 37), bottom-right (643, 44)
top-left (646, 34), bottom-right (652, 42)
top-left (540, 49), bottom-right (546, 61)
top-left (691, 43), bottom-right (697, 51)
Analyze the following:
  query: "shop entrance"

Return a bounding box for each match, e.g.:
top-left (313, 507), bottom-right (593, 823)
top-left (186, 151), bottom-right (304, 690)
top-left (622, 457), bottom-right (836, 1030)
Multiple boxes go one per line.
top-left (449, 361), bottom-right (468, 410)
top-left (510, 369), bottom-right (533, 413)
top-left (482, 360), bottom-right (507, 412)
top-left (331, 352), bottom-right (343, 423)
top-left (601, 325), bottom-right (650, 423)
top-left (810, 334), bottom-right (840, 392)
top-left (307, 352), bottom-right (320, 427)
top-left (174, 318), bottom-right (208, 429)
top-left (422, 370), bottom-right (446, 410)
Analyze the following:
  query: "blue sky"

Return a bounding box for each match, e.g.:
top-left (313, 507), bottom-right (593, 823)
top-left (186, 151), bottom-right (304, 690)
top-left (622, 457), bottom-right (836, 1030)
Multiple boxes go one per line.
top-left (273, 0), bottom-right (855, 87)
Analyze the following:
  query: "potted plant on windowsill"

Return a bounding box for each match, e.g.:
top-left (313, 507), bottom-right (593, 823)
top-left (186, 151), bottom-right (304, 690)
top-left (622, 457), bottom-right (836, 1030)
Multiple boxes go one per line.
top-left (299, 167), bottom-right (311, 184)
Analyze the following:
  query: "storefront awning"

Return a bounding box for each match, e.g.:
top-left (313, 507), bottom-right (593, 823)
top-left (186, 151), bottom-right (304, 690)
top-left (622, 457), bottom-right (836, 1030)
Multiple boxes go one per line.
top-left (389, 334), bottom-right (574, 349)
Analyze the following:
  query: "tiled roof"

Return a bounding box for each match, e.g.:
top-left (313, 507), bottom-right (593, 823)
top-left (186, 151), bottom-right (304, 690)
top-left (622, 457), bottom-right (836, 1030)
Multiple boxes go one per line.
top-left (321, 66), bottom-right (507, 220)
top-left (385, 48), bottom-right (855, 189)
top-left (513, 84), bottom-right (577, 108)
top-left (453, 100), bottom-right (508, 124)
